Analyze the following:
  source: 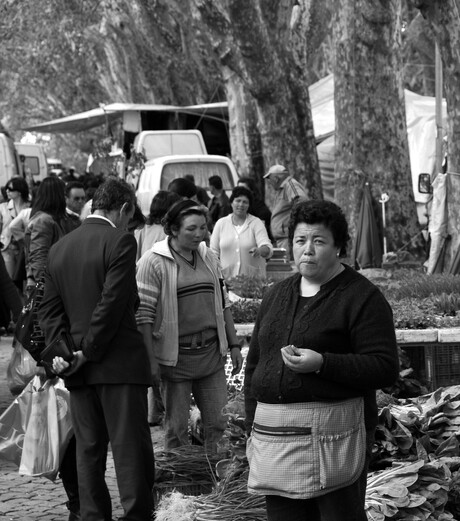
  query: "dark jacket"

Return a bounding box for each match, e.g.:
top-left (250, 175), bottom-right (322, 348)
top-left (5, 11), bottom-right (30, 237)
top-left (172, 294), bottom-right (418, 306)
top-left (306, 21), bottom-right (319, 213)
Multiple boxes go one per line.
top-left (244, 265), bottom-right (399, 433)
top-left (38, 217), bottom-right (151, 388)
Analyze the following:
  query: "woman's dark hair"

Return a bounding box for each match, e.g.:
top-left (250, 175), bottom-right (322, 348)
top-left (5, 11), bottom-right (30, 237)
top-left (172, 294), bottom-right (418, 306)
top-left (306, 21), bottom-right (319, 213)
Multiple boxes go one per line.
top-left (30, 176), bottom-right (66, 220)
top-left (6, 176), bottom-right (29, 202)
top-left (162, 199), bottom-right (206, 236)
top-left (148, 191), bottom-right (181, 225)
top-left (288, 200), bottom-right (350, 257)
top-left (230, 186), bottom-right (253, 207)
top-left (238, 176), bottom-right (260, 197)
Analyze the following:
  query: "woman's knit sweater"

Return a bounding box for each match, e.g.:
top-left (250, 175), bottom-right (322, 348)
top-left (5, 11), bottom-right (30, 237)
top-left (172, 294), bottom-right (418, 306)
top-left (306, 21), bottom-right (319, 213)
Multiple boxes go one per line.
top-left (244, 264), bottom-right (399, 433)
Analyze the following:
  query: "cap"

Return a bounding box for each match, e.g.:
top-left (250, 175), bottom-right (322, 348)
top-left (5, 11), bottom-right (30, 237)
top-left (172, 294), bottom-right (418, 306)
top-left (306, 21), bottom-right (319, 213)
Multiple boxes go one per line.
top-left (263, 164), bottom-right (288, 178)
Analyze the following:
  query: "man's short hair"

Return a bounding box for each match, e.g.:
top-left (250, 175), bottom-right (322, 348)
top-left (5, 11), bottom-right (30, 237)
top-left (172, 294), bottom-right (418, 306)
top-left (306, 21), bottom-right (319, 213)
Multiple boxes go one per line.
top-left (167, 178), bottom-right (197, 199)
top-left (209, 175), bottom-right (223, 190)
top-left (91, 177), bottom-right (136, 213)
top-left (65, 181), bottom-right (85, 197)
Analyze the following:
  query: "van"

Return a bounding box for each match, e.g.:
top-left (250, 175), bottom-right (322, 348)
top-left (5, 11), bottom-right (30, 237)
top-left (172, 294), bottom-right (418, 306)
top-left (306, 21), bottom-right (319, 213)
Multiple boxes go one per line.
top-left (133, 130), bottom-right (207, 161)
top-left (15, 143), bottom-right (48, 183)
top-left (0, 133), bottom-right (22, 188)
top-left (136, 154), bottom-right (239, 215)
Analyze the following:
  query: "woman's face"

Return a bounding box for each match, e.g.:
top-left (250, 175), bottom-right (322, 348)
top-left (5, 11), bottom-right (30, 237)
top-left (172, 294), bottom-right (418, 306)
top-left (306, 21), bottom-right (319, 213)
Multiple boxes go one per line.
top-left (232, 195), bottom-right (250, 218)
top-left (173, 213), bottom-right (207, 252)
top-left (292, 222), bottom-right (340, 284)
top-left (6, 186), bottom-right (20, 201)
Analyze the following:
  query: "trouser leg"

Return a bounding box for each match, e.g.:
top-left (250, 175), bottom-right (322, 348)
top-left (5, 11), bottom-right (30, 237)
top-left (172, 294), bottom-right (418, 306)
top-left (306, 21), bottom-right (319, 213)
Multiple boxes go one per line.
top-left (161, 378), bottom-right (192, 449)
top-left (192, 368), bottom-right (228, 453)
top-left (59, 435), bottom-right (80, 516)
top-left (70, 387), bottom-right (111, 521)
top-left (99, 384), bottom-right (155, 521)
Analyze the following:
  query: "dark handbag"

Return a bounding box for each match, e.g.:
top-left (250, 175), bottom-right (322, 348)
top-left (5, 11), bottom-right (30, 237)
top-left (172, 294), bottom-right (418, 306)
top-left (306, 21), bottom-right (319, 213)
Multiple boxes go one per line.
top-left (39, 332), bottom-right (75, 373)
top-left (15, 279), bottom-right (46, 361)
top-left (15, 284), bottom-right (38, 349)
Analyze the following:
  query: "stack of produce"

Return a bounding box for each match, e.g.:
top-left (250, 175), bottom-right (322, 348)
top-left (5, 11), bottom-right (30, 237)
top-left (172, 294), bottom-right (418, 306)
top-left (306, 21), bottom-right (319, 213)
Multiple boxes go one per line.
top-left (373, 385), bottom-right (460, 466)
top-left (365, 459), bottom-right (455, 520)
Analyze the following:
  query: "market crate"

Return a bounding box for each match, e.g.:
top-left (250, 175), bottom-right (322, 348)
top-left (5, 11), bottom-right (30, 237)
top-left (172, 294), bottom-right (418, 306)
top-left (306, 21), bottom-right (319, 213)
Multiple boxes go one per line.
top-left (425, 343), bottom-right (460, 390)
top-left (399, 344), bottom-right (429, 383)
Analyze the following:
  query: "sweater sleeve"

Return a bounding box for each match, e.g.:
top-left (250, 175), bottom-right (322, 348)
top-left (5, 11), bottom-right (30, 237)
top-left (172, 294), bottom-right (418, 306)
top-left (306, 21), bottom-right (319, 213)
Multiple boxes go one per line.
top-left (136, 252), bottom-right (161, 325)
top-left (320, 289), bottom-right (399, 391)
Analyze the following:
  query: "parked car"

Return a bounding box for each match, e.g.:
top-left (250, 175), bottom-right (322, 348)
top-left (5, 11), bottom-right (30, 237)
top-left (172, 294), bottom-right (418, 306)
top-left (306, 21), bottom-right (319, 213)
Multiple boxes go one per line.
top-left (136, 154), bottom-right (239, 215)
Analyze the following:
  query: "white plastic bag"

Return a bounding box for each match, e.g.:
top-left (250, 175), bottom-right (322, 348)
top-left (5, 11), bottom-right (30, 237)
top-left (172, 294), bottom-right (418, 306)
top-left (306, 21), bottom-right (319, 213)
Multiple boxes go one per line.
top-left (6, 340), bottom-right (37, 395)
top-left (19, 376), bottom-right (73, 480)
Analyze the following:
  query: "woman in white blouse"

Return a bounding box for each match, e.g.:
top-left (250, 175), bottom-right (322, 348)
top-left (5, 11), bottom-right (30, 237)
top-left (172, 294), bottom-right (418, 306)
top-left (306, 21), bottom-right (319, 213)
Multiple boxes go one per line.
top-left (210, 186), bottom-right (273, 280)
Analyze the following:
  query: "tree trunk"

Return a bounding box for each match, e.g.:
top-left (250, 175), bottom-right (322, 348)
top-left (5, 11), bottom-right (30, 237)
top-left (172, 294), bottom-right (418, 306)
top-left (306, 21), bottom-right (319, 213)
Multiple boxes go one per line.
top-left (333, 0), bottom-right (423, 255)
top-left (412, 0), bottom-right (460, 267)
top-left (194, 0), bottom-right (322, 207)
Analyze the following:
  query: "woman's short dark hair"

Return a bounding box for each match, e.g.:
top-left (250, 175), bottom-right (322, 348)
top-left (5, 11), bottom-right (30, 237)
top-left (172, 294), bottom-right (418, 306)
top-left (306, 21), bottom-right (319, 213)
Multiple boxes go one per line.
top-left (6, 176), bottom-right (29, 202)
top-left (288, 200), bottom-right (350, 257)
top-left (162, 199), bottom-right (206, 236)
top-left (30, 176), bottom-right (66, 220)
top-left (230, 186), bottom-right (253, 206)
top-left (148, 191), bottom-right (181, 225)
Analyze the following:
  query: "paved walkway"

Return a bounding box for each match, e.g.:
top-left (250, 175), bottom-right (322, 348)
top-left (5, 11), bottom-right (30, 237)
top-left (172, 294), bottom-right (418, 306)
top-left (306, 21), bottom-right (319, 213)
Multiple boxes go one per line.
top-left (0, 335), bottom-right (164, 520)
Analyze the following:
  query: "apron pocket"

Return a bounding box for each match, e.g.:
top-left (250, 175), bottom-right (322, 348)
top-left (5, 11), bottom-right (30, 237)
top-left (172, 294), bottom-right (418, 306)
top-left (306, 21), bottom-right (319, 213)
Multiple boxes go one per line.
top-left (318, 422), bottom-right (365, 490)
top-left (247, 429), bottom-right (318, 497)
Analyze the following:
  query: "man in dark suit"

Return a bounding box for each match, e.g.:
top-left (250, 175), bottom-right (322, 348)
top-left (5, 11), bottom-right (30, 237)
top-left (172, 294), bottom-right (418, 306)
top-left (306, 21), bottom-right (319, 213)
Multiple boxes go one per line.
top-left (38, 177), bottom-right (155, 521)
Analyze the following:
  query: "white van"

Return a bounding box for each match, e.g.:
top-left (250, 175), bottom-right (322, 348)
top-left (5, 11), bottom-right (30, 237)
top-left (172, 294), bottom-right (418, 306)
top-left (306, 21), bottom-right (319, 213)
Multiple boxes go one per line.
top-left (136, 154), bottom-right (239, 215)
top-left (133, 130), bottom-right (207, 161)
top-left (0, 133), bottom-right (21, 188)
top-left (15, 143), bottom-right (48, 183)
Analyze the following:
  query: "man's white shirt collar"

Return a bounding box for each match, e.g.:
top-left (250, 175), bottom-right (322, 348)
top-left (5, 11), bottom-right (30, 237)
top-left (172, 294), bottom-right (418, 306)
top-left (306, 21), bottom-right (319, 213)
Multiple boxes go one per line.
top-left (87, 214), bottom-right (116, 228)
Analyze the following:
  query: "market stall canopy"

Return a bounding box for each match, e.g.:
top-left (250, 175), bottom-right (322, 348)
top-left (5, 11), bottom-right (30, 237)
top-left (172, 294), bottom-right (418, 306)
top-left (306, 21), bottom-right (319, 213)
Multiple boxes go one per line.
top-left (21, 102), bottom-right (229, 134)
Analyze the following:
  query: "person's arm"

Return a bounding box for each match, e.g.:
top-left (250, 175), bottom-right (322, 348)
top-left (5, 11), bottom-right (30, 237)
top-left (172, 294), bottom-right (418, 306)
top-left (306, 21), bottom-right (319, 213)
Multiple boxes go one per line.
top-left (249, 218), bottom-right (273, 259)
top-left (0, 254), bottom-right (21, 320)
top-left (9, 211), bottom-right (26, 243)
top-left (223, 306), bottom-right (243, 376)
top-left (79, 233), bottom-right (141, 361)
top-left (28, 214), bottom-right (57, 281)
top-left (138, 322), bottom-right (160, 382)
top-left (209, 219), bottom-right (222, 259)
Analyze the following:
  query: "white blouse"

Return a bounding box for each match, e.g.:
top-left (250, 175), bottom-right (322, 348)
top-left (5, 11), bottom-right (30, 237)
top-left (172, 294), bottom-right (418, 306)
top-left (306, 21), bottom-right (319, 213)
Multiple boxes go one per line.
top-left (210, 213), bottom-right (273, 280)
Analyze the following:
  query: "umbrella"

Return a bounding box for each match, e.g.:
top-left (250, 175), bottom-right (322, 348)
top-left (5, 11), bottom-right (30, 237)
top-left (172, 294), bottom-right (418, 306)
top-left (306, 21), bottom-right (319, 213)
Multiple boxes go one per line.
top-left (352, 183), bottom-right (383, 269)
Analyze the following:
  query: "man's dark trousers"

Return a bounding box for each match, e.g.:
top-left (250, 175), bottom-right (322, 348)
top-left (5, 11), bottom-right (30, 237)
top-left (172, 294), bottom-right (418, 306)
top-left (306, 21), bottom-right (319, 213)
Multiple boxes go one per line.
top-left (70, 384), bottom-right (155, 521)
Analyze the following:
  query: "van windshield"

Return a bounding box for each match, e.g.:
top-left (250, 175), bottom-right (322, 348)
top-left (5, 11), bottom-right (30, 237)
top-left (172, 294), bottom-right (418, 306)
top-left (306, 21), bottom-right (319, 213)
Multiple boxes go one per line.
top-left (160, 162), bottom-right (234, 190)
top-left (23, 156), bottom-right (40, 176)
top-left (142, 134), bottom-right (206, 160)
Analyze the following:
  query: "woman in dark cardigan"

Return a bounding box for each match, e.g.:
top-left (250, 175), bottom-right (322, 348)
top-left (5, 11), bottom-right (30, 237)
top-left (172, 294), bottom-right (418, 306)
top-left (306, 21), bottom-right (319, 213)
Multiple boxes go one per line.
top-left (244, 200), bottom-right (399, 521)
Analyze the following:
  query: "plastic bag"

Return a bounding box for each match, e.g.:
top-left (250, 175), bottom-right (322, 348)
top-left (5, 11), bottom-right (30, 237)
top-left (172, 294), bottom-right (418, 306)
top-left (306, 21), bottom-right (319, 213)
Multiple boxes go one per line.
top-left (0, 377), bottom-right (35, 466)
top-left (6, 339), bottom-right (37, 396)
top-left (19, 377), bottom-right (73, 480)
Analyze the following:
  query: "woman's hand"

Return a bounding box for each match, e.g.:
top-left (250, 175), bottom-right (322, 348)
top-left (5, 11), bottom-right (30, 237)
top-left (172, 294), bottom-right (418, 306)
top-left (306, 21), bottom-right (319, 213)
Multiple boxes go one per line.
top-left (249, 245), bottom-right (271, 259)
top-left (281, 345), bottom-right (323, 374)
top-left (52, 350), bottom-right (87, 376)
top-left (230, 347), bottom-right (244, 375)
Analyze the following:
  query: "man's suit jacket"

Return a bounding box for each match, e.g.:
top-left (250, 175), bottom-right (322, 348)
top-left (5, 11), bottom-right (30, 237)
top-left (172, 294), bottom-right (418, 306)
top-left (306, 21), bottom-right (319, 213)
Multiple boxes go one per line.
top-left (38, 217), bottom-right (151, 388)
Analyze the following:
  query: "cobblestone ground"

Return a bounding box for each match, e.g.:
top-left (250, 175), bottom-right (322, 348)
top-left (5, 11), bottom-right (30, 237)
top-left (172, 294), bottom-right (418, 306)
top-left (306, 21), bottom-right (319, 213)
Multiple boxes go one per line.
top-left (0, 335), bottom-right (164, 521)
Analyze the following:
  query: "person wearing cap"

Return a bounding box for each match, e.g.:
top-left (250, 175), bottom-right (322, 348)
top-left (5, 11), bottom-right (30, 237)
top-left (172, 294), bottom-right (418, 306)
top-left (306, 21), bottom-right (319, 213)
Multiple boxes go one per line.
top-left (264, 164), bottom-right (308, 252)
top-left (136, 199), bottom-right (243, 452)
